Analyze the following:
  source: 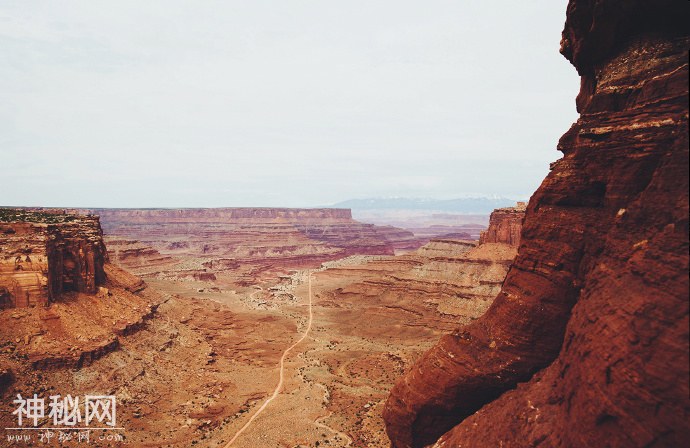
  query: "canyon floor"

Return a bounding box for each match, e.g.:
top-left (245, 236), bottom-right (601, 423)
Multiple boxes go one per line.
top-left (1, 208), bottom-right (518, 447)
top-left (1, 245), bottom-right (511, 447)
top-left (107, 253), bottom-right (482, 447)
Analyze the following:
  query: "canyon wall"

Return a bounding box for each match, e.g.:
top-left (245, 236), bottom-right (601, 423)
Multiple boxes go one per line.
top-left (0, 210), bottom-right (107, 308)
top-left (478, 202), bottom-right (526, 246)
top-left (84, 208), bottom-right (401, 256)
top-left (325, 204), bottom-right (524, 335)
top-left (383, 1), bottom-right (689, 447)
top-left (308, 227), bottom-right (521, 446)
top-left (82, 208), bottom-right (426, 285)
top-left (83, 207), bottom-right (354, 224)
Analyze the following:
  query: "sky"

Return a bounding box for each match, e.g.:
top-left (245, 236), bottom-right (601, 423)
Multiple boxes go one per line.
top-left (1, 0), bottom-right (580, 208)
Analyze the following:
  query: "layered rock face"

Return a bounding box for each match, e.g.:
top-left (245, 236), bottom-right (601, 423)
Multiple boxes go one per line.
top-left (105, 239), bottom-right (177, 273)
top-left (308, 224), bottom-right (521, 446)
top-left (327, 211), bottom-right (522, 334)
top-left (478, 202), bottom-right (526, 246)
top-left (383, 2), bottom-right (689, 447)
top-left (86, 207), bottom-right (354, 223)
top-left (86, 207), bottom-right (401, 256)
top-left (82, 208), bottom-right (423, 285)
top-left (0, 210), bottom-right (107, 308)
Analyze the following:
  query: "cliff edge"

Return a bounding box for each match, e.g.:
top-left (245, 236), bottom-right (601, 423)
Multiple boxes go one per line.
top-left (383, 1), bottom-right (689, 447)
top-left (0, 209), bottom-right (107, 308)
top-left (478, 202), bottom-right (526, 247)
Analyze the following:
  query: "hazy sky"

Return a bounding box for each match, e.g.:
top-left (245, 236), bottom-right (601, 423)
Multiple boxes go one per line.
top-left (2, 1), bottom-right (580, 208)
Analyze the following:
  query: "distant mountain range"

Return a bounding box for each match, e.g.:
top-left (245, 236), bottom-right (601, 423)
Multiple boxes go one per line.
top-left (332, 197), bottom-right (522, 214)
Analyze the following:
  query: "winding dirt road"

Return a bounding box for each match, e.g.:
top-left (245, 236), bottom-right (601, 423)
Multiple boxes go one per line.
top-left (224, 271), bottom-right (314, 447)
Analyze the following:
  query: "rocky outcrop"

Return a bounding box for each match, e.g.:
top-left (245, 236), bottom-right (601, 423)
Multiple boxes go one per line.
top-left (104, 263), bottom-right (146, 293)
top-left (383, 2), bottom-right (689, 447)
top-left (478, 202), bottom-right (526, 246)
top-left (29, 337), bottom-right (121, 370)
top-left (0, 210), bottom-right (163, 376)
top-left (0, 260), bottom-right (160, 371)
top-left (326, 233), bottom-right (518, 334)
top-left (0, 210), bottom-right (108, 308)
top-left (372, 225), bottom-right (431, 253)
top-left (105, 238), bottom-right (177, 273)
top-left (295, 222), bottom-right (395, 256)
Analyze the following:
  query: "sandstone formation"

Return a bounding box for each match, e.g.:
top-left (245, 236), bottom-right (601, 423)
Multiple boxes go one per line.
top-left (87, 208), bottom-right (396, 254)
top-left (0, 209), bottom-right (107, 308)
top-left (299, 225), bottom-right (521, 446)
top-left (0, 209), bottom-right (163, 372)
top-left (323, 204), bottom-right (524, 339)
top-left (0, 205), bottom-right (511, 447)
top-left (478, 202), bottom-right (526, 246)
top-left (355, 212), bottom-right (489, 241)
top-left (383, 2), bottom-right (689, 447)
top-left (80, 207), bottom-right (425, 286)
top-left (86, 207), bottom-right (424, 254)
top-left (105, 238), bottom-right (178, 274)
top-left (329, 239), bottom-right (518, 330)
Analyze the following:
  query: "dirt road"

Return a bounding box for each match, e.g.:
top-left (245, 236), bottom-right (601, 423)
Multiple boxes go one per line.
top-left (224, 271), bottom-right (314, 447)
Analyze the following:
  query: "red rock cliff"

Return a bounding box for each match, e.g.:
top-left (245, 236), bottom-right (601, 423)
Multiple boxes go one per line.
top-left (383, 2), bottom-right (689, 447)
top-left (81, 207), bottom-right (422, 260)
top-left (0, 210), bottom-right (107, 308)
top-left (478, 202), bottom-right (526, 246)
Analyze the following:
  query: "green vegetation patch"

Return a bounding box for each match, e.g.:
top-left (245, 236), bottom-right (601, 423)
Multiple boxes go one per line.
top-left (0, 208), bottom-right (79, 224)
